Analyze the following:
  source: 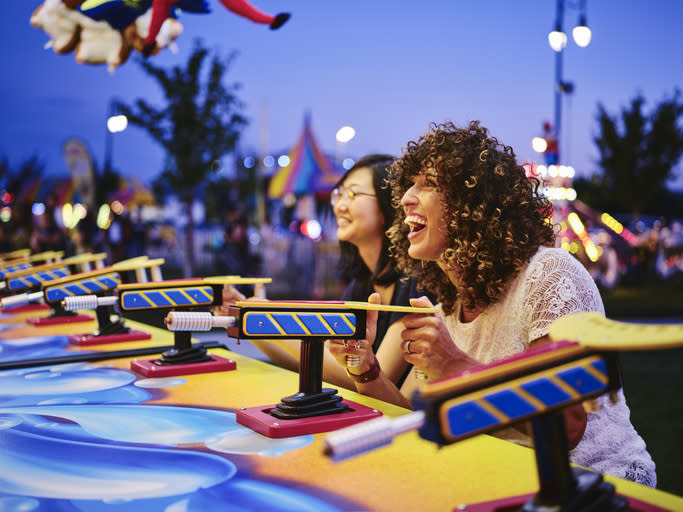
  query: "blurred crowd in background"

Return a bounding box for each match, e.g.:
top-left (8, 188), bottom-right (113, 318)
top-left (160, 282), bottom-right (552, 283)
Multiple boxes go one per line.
top-left (1, 192), bottom-right (682, 301)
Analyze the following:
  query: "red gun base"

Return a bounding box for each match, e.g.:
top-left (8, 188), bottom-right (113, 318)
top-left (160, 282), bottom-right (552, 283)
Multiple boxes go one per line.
top-left (68, 330), bottom-right (151, 346)
top-left (27, 314), bottom-right (93, 326)
top-left (130, 355), bottom-right (236, 377)
top-left (236, 400), bottom-right (382, 438)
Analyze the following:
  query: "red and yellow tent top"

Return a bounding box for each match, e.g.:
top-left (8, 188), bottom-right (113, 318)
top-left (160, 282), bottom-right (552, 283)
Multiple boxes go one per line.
top-left (268, 114), bottom-right (344, 199)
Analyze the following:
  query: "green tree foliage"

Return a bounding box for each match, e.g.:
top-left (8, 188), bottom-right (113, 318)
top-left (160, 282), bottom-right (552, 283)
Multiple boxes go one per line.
top-left (593, 90), bottom-right (683, 224)
top-left (203, 175), bottom-right (234, 221)
top-left (0, 154), bottom-right (45, 196)
top-left (116, 39), bottom-right (247, 275)
top-left (574, 176), bottom-right (683, 220)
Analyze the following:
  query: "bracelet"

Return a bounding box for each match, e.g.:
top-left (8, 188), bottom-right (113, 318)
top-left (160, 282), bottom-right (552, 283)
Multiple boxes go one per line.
top-left (346, 355), bottom-right (381, 383)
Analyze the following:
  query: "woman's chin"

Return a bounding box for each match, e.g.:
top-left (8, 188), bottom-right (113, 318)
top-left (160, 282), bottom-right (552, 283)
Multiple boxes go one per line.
top-left (408, 244), bottom-right (437, 262)
top-left (336, 229), bottom-right (350, 242)
top-left (407, 245), bottom-right (422, 260)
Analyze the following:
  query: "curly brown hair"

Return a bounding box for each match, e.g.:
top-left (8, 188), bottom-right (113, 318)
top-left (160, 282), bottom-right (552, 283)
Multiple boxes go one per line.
top-left (387, 120), bottom-right (555, 315)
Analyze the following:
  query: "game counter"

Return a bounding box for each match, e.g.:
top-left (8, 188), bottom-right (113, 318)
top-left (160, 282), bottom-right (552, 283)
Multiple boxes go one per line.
top-left (80, 323), bottom-right (683, 511)
top-left (0, 315), bottom-right (97, 338)
top-left (91, 342), bottom-right (544, 511)
top-left (0, 313), bottom-right (172, 365)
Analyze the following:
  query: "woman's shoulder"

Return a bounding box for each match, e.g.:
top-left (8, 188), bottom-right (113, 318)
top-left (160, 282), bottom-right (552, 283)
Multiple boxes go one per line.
top-left (521, 246), bottom-right (604, 311)
top-left (528, 246), bottom-right (589, 276)
top-left (531, 245), bottom-right (574, 262)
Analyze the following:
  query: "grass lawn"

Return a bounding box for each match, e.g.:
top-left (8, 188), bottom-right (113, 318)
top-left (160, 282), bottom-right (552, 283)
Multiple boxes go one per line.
top-left (601, 278), bottom-right (683, 318)
top-left (619, 348), bottom-right (683, 497)
top-left (601, 279), bottom-right (682, 496)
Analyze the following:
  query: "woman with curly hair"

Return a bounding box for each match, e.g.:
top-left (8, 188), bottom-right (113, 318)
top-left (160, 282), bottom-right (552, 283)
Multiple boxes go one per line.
top-left (331, 121), bottom-right (655, 487)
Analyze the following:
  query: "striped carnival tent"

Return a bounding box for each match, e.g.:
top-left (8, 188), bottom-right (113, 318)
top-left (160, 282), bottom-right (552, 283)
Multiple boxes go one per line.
top-left (267, 113), bottom-right (344, 199)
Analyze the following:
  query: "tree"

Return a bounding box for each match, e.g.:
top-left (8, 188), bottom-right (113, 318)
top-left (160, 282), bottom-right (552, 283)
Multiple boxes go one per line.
top-left (0, 154), bottom-right (45, 197)
top-left (116, 39), bottom-right (247, 275)
top-left (593, 90), bottom-right (683, 225)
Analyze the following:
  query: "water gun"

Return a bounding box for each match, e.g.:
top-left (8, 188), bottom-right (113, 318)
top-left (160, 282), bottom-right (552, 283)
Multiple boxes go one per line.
top-left (63, 276), bottom-right (271, 376)
top-left (4, 257), bottom-right (165, 344)
top-left (164, 300), bottom-right (437, 438)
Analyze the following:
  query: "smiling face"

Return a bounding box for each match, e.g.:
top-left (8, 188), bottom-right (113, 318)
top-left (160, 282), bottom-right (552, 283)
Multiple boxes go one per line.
top-left (400, 168), bottom-right (450, 262)
top-left (333, 167), bottom-right (383, 249)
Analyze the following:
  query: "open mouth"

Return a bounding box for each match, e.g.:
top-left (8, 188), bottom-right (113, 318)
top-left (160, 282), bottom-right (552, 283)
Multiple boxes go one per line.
top-left (336, 217), bottom-right (352, 228)
top-left (405, 215), bottom-right (426, 237)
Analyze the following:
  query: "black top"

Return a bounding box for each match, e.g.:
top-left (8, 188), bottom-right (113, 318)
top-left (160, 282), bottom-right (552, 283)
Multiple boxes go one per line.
top-left (341, 276), bottom-right (433, 388)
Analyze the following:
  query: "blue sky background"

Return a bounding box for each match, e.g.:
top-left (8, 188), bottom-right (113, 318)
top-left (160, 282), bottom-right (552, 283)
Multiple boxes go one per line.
top-left (1, 1), bottom-right (682, 191)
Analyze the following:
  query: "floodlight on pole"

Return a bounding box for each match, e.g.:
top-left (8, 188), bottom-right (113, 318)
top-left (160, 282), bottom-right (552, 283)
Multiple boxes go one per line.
top-left (104, 99), bottom-right (127, 172)
top-left (335, 126), bottom-right (356, 164)
top-left (546, 0), bottom-right (591, 166)
top-left (532, 137), bottom-right (549, 153)
top-left (336, 126), bottom-right (356, 143)
top-left (572, 14), bottom-right (592, 47)
top-left (107, 115), bottom-right (128, 133)
top-left (548, 24), bottom-right (567, 52)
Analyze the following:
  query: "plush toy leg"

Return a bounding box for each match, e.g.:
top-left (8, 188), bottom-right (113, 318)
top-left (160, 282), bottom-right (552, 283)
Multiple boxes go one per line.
top-left (143, 0), bottom-right (175, 56)
top-left (269, 13), bottom-right (291, 30)
top-left (217, 0), bottom-right (290, 29)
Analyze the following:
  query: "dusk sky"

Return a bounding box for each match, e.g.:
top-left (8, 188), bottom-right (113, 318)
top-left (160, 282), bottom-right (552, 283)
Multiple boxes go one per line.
top-left (1, 1), bottom-right (682, 192)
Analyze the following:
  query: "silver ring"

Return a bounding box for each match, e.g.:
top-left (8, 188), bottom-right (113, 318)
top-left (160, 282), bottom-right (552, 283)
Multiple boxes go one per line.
top-left (404, 340), bottom-right (413, 354)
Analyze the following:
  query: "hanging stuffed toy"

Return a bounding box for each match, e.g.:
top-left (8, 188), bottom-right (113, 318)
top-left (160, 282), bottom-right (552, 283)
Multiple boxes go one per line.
top-left (30, 0), bottom-right (290, 70)
top-left (30, 0), bottom-right (187, 71)
top-left (30, 0), bottom-right (86, 55)
top-left (141, 0), bottom-right (290, 57)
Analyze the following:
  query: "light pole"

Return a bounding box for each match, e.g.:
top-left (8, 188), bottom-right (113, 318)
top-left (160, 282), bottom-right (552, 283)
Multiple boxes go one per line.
top-left (335, 125), bottom-right (356, 165)
top-left (104, 100), bottom-right (128, 172)
top-left (548, 0), bottom-right (591, 164)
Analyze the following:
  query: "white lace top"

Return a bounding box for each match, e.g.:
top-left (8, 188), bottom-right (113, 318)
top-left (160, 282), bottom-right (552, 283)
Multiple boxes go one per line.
top-left (442, 247), bottom-right (657, 487)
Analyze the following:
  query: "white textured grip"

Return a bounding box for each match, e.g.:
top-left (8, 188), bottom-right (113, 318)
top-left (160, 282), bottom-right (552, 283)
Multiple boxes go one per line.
top-left (1, 292), bottom-right (32, 309)
top-left (323, 411), bottom-right (425, 460)
top-left (164, 311), bottom-right (235, 331)
top-left (62, 295), bottom-right (117, 310)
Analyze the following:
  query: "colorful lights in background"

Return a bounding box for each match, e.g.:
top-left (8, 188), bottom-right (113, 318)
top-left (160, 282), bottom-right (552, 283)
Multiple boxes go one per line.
top-left (566, 212), bottom-right (599, 262)
top-left (600, 212), bottom-right (638, 246)
top-left (522, 163), bottom-right (641, 264)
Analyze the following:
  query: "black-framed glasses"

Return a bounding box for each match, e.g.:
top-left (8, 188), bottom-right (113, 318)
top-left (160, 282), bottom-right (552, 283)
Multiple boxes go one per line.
top-left (330, 186), bottom-right (376, 207)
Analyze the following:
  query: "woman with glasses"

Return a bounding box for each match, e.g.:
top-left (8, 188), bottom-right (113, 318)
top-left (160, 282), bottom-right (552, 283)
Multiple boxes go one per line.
top-left (325, 154), bottom-right (434, 399)
top-left (219, 154), bottom-right (433, 398)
